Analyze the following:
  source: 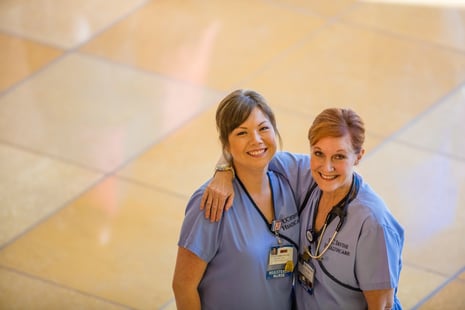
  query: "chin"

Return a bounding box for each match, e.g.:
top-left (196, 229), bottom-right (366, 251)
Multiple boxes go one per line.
top-left (316, 179), bottom-right (340, 192)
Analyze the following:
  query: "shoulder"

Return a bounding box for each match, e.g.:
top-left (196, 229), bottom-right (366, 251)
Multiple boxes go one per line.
top-left (187, 181), bottom-right (208, 207)
top-left (352, 175), bottom-right (404, 237)
top-left (357, 178), bottom-right (386, 211)
top-left (352, 173), bottom-right (387, 211)
top-left (273, 151), bottom-right (309, 164)
top-left (180, 181), bottom-right (228, 262)
top-left (186, 179), bottom-right (245, 217)
top-left (184, 180), bottom-right (215, 219)
top-left (269, 151), bottom-right (310, 175)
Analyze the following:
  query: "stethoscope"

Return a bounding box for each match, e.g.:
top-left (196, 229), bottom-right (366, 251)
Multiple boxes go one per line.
top-left (304, 174), bottom-right (359, 260)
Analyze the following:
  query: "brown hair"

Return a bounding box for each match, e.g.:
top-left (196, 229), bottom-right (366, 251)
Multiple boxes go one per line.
top-left (216, 89), bottom-right (281, 158)
top-left (308, 108), bottom-right (365, 154)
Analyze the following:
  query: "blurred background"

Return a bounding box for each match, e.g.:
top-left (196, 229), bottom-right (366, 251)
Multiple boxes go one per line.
top-left (0, 0), bottom-right (464, 309)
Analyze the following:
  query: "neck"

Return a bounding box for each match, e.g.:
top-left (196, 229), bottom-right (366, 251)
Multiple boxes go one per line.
top-left (322, 171), bottom-right (357, 210)
top-left (321, 184), bottom-right (351, 207)
top-left (235, 166), bottom-right (269, 194)
top-left (236, 165), bottom-right (274, 223)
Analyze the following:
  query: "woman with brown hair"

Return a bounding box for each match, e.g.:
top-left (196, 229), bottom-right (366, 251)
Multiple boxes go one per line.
top-left (173, 89), bottom-right (300, 310)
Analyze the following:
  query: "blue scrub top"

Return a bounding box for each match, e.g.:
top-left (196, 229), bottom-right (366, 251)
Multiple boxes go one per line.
top-left (178, 170), bottom-right (300, 310)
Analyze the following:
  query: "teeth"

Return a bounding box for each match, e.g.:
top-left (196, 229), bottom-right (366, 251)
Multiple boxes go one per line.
top-left (320, 173), bottom-right (336, 180)
top-left (249, 149), bottom-right (265, 156)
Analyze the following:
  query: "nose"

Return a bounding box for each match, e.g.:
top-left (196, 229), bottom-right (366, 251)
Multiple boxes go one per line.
top-left (324, 159), bottom-right (334, 172)
top-left (250, 130), bottom-right (263, 143)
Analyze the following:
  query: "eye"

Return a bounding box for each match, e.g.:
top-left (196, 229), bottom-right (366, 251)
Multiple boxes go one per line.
top-left (236, 131), bottom-right (247, 136)
top-left (313, 150), bottom-right (323, 157)
top-left (259, 125), bottom-right (270, 131)
top-left (333, 154), bottom-right (346, 160)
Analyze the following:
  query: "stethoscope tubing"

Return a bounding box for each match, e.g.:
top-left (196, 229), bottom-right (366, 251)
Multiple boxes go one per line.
top-left (305, 218), bottom-right (342, 260)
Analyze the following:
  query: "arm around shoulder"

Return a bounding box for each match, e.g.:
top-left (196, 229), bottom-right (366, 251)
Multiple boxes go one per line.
top-left (200, 155), bottom-right (235, 222)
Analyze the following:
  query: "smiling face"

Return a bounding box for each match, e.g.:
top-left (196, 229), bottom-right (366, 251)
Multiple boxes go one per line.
top-left (307, 108), bottom-right (366, 198)
top-left (310, 134), bottom-right (363, 197)
top-left (227, 107), bottom-right (277, 173)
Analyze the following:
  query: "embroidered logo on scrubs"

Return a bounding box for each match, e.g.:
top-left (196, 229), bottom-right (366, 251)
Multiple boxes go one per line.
top-left (280, 213), bottom-right (299, 230)
top-left (325, 238), bottom-right (351, 256)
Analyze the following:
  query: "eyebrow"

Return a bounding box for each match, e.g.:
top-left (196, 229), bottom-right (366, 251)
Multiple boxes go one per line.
top-left (313, 147), bottom-right (348, 153)
top-left (236, 120), bottom-right (269, 130)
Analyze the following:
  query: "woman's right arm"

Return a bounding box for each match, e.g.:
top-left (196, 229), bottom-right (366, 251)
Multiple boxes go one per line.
top-left (172, 247), bottom-right (208, 310)
top-left (200, 155), bottom-right (235, 222)
top-left (200, 152), bottom-right (313, 221)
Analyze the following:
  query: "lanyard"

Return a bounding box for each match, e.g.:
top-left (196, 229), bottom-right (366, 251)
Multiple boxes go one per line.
top-left (236, 172), bottom-right (299, 249)
top-left (305, 174), bottom-right (360, 260)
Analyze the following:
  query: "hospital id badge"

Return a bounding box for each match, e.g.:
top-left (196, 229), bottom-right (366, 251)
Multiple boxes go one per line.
top-left (297, 252), bottom-right (315, 294)
top-left (266, 246), bottom-right (294, 279)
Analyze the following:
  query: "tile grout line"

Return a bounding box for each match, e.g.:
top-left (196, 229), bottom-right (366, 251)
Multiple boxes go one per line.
top-left (0, 98), bottom-right (218, 250)
top-left (229, 0), bottom-right (367, 90)
top-left (0, 0), bottom-right (152, 99)
top-left (360, 80), bottom-right (465, 161)
top-left (0, 172), bottom-right (107, 252)
top-left (158, 298), bottom-right (175, 310)
top-left (337, 16), bottom-right (465, 57)
top-left (0, 138), bottom-right (188, 252)
top-left (411, 265), bottom-right (465, 309)
top-left (0, 266), bottom-right (136, 309)
top-left (402, 261), bottom-right (461, 281)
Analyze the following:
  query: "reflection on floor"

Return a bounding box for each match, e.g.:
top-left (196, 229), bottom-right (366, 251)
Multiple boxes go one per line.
top-left (1, 0), bottom-right (464, 309)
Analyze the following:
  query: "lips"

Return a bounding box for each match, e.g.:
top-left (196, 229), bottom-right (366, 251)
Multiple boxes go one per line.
top-left (319, 172), bottom-right (337, 180)
top-left (247, 148), bottom-right (267, 157)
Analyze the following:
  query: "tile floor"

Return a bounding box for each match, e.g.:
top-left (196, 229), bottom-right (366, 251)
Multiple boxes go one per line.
top-left (0, 0), bottom-right (464, 309)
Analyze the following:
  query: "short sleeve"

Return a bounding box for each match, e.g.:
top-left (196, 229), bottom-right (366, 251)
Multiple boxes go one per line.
top-left (355, 221), bottom-right (403, 291)
top-left (178, 188), bottom-right (223, 262)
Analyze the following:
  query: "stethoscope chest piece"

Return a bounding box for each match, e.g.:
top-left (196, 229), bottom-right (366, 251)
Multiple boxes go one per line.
top-left (306, 229), bottom-right (315, 243)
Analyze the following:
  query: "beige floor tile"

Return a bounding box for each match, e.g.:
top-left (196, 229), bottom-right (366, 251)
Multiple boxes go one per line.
top-left (161, 299), bottom-right (177, 310)
top-left (357, 141), bottom-right (465, 276)
top-left (0, 177), bottom-right (185, 309)
top-left (271, 0), bottom-right (358, 17)
top-left (80, 0), bottom-right (324, 91)
top-left (0, 33), bottom-right (63, 93)
top-left (397, 265), bottom-right (448, 309)
top-left (418, 278), bottom-right (465, 309)
top-left (394, 86), bottom-right (465, 159)
top-left (0, 144), bottom-right (101, 246)
top-left (342, 1), bottom-right (465, 51)
top-left (245, 21), bottom-right (465, 139)
top-left (0, 268), bottom-right (126, 310)
top-left (118, 106), bottom-right (221, 197)
top-left (0, 0), bottom-right (147, 49)
top-left (274, 106), bottom-right (317, 155)
top-left (404, 224), bottom-right (465, 277)
top-left (0, 53), bottom-right (219, 172)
